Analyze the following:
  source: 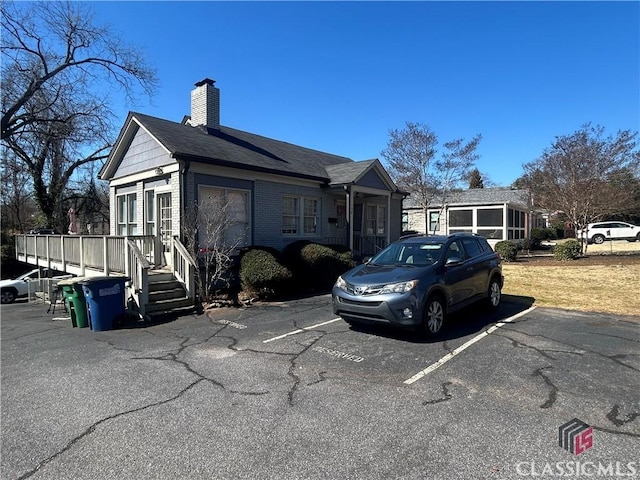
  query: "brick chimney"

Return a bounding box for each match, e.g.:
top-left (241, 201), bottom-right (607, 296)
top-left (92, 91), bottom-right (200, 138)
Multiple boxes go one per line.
top-left (190, 78), bottom-right (220, 129)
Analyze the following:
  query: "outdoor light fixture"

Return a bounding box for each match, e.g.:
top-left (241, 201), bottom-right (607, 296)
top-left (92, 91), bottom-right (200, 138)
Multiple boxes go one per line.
top-left (154, 167), bottom-right (164, 176)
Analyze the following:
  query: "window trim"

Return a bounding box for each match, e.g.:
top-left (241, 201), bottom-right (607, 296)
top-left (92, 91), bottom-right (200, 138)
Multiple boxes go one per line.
top-left (365, 203), bottom-right (387, 236)
top-left (282, 195), bottom-right (320, 236)
top-left (198, 185), bottom-right (251, 247)
top-left (116, 192), bottom-right (138, 236)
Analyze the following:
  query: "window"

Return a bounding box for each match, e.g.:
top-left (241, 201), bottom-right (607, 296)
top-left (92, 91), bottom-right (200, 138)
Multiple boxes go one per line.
top-left (429, 212), bottom-right (440, 233)
top-left (199, 186), bottom-right (250, 247)
top-left (507, 208), bottom-right (526, 241)
top-left (337, 202), bottom-right (346, 229)
top-left (283, 196), bottom-right (319, 236)
top-left (366, 204), bottom-right (386, 236)
top-left (145, 190), bottom-right (155, 236)
top-left (227, 190), bottom-right (249, 244)
top-left (477, 208), bottom-right (503, 227)
top-left (303, 198), bottom-right (318, 234)
top-left (477, 229), bottom-right (503, 240)
top-left (116, 193), bottom-right (137, 235)
top-left (282, 196), bottom-right (299, 234)
top-left (445, 240), bottom-right (464, 262)
top-left (461, 237), bottom-right (483, 258)
top-left (449, 209), bottom-right (472, 227)
top-left (401, 212), bottom-right (408, 232)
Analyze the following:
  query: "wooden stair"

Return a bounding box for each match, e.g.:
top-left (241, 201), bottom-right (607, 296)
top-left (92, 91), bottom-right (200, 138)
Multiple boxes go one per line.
top-left (146, 270), bottom-right (196, 316)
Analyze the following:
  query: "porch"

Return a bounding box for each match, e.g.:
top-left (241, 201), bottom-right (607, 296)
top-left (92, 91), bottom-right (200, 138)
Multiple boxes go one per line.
top-left (14, 234), bottom-right (197, 317)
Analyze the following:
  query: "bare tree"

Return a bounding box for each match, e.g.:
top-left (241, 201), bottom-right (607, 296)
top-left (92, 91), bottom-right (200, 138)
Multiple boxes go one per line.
top-left (0, 147), bottom-right (36, 232)
top-left (1, 0), bottom-right (157, 230)
top-left (522, 123), bottom-right (640, 250)
top-left (183, 196), bottom-right (246, 304)
top-left (381, 121), bottom-right (482, 234)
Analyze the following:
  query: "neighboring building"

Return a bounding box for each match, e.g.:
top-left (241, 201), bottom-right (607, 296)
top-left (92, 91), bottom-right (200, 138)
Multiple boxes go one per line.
top-left (403, 188), bottom-right (545, 245)
top-left (99, 78), bottom-right (405, 259)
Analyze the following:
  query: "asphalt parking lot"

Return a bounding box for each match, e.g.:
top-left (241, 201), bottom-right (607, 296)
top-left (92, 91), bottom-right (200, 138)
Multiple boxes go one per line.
top-left (1, 296), bottom-right (639, 479)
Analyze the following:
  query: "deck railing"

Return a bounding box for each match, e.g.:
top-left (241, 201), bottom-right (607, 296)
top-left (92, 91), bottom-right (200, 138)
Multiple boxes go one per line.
top-left (15, 234), bottom-right (155, 316)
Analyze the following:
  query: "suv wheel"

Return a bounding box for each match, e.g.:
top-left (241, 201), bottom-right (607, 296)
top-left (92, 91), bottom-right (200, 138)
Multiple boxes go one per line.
top-left (1, 288), bottom-right (17, 304)
top-left (592, 234), bottom-right (605, 244)
top-left (487, 277), bottom-right (501, 310)
top-left (422, 294), bottom-right (445, 335)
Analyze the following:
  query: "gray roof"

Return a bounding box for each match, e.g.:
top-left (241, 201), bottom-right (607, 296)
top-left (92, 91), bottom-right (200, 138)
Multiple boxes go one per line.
top-left (115, 112), bottom-right (356, 182)
top-left (404, 188), bottom-right (531, 209)
top-left (325, 160), bottom-right (376, 185)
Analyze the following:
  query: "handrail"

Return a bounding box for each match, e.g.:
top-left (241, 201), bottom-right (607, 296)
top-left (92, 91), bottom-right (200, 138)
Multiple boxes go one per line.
top-left (126, 239), bottom-right (150, 317)
top-left (171, 236), bottom-right (197, 304)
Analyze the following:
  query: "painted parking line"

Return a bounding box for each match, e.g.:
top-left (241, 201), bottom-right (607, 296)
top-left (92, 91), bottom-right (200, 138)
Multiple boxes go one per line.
top-left (263, 318), bottom-right (343, 343)
top-left (404, 306), bottom-right (537, 385)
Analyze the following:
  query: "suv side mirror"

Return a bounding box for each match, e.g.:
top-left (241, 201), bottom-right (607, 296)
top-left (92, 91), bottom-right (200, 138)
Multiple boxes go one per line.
top-left (445, 256), bottom-right (464, 267)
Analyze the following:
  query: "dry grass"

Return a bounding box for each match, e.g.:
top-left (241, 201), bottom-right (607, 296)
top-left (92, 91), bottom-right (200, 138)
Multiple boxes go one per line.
top-left (502, 240), bottom-right (640, 317)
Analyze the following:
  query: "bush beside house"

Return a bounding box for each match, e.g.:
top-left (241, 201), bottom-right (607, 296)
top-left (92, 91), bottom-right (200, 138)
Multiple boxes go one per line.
top-left (239, 241), bottom-right (356, 300)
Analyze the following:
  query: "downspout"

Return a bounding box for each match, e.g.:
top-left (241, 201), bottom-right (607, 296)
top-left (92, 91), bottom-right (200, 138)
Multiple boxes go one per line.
top-left (179, 158), bottom-right (191, 244)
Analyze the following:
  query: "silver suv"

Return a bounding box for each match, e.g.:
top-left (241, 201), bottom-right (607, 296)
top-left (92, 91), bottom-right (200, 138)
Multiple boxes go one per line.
top-left (332, 233), bottom-right (503, 336)
top-left (579, 221), bottom-right (640, 244)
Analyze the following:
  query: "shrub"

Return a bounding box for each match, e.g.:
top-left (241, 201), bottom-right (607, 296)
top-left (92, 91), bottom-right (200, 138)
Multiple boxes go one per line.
top-left (240, 248), bottom-right (293, 298)
top-left (495, 240), bottom-right (518, 262)
top-left (529, 227), bottom-right (558, 249)
top-left (553, 239), bottom-right (582, 261)
top-left (299, 243), bottom-right (356, 290)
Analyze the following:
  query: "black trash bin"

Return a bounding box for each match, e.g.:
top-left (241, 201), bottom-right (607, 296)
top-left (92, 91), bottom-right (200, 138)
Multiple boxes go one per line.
top-left (80, 276), bottom-right (129, 331)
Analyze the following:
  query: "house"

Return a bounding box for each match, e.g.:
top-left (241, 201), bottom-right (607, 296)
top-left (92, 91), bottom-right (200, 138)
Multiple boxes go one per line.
top-left (100, 78), bottom-right (405, 258)
top-left (16, 78), bottom-right (404, 317)
top-left (403, 187), bottom-right (545, 245)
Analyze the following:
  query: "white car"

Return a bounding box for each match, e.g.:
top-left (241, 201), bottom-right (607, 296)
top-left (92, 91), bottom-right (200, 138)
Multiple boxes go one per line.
top-left (579, 221), bottom-right (640, 244)
top-left (0, 268), bottom-right (69, 304)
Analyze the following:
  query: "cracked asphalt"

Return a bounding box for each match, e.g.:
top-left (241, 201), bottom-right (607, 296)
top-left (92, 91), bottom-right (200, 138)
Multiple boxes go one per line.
top-left (1, 296), bottom-right (638, 479)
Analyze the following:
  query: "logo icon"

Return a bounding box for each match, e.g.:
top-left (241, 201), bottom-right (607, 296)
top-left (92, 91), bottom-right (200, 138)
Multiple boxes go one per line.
top-left (559, 418), bottom-right (593, 455)
top-left (354, 286), bottom-right (367, 295)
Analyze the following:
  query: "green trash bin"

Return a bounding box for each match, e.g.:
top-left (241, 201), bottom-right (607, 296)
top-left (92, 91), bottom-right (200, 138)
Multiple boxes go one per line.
top-left (57, 277), bottom-right (89, 328)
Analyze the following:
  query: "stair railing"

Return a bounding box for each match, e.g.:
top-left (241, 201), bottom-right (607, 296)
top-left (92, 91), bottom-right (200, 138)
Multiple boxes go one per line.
top-left (171, 236), bottom-right (197, 305)
top-left (126, 239), bottom-right (150, 317)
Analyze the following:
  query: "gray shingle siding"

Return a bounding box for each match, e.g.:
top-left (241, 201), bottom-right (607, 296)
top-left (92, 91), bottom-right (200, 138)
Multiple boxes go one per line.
top-left (113, 127), bottom-right (171, 179)
top-left (253, 180), bottom-right (333, 251)
top-left (358, 169), bottom-right (388, 189)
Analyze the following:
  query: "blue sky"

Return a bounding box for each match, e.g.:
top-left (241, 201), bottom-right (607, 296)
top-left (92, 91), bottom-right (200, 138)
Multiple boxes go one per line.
top-left (91, 1), bottom-right (639, 187)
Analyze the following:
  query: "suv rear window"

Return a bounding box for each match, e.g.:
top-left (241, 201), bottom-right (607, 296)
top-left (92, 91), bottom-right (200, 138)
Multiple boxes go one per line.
top-left (461, 237), bottom-right (483, 258)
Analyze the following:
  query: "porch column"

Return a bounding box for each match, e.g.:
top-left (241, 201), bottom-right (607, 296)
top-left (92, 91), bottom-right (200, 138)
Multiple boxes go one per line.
top-left (345, 186), bottom-right (353, 252)
top-left (386, 193), bottom-right (391, 246)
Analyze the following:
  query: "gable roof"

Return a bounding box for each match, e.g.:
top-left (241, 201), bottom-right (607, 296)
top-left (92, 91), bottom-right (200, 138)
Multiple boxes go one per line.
top-left (101, 112), bottom-right (358, 183)
top-left (404, 188), bottom-right (531, 209)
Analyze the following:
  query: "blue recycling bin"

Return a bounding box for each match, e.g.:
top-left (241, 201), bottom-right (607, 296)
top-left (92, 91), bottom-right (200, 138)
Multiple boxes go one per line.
top-left (80, 276), bottom-right (129, 331)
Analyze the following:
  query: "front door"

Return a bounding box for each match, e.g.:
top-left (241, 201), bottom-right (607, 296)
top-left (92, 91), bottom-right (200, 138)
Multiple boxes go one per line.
top-left (157, 193), bottom-right (172, 266)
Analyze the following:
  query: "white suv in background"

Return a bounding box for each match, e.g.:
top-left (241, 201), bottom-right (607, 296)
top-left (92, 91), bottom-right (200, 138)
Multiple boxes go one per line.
top-left (579, 221), bottom-right (640, 244)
